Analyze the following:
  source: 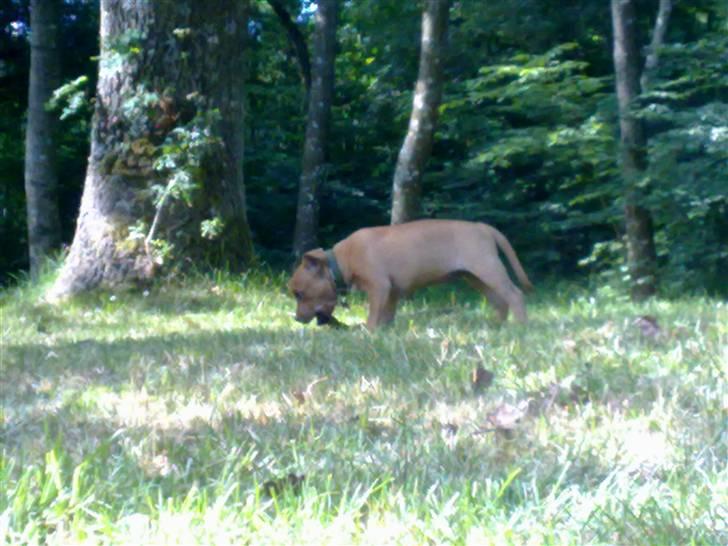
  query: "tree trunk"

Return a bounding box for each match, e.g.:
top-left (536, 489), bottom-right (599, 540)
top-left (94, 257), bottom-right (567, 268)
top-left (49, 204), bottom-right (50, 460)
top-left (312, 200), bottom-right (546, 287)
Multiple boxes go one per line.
top-left (24, 0), bottom-right (62, 279)
top-left (292, 0), bottom-right (338, 256)
top-left (268, 0), bottom-right (311, 93)
top-left (641, 0), bottom-right (673, 92)
top-left (49, 0), bottom-right (253, 299)
top-left (611, 0), bottom-right (657, 300)
top-left (390, 0), bottom-right (449, 225)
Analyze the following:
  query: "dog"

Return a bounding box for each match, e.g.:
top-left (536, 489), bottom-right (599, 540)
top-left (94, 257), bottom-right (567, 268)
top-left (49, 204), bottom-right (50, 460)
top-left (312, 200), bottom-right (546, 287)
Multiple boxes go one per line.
top-left (288, 219), bottom-right (533, 331)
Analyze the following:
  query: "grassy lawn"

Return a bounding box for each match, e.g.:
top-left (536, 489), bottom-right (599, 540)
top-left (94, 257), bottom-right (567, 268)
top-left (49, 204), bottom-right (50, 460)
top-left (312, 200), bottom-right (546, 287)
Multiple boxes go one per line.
top-left (1, 273), bottom-right (726, 545)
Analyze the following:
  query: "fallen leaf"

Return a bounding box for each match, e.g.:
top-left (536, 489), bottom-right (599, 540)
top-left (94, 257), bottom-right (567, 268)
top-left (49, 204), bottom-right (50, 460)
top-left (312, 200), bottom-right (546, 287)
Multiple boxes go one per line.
top-left (633, 315), bottom-right (662, 339)
top-left (290, 376), bottom-right (328, 405)
top-left (486, 401), bottom-right (529, 431)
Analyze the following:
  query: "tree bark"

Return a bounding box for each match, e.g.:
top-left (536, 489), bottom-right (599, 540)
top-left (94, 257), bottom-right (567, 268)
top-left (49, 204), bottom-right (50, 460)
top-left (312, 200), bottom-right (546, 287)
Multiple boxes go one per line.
top-left (24, 0), bottom-right (62, 279)
top-left (292, 0), bottom-right (338, 256)
top-left (390, 0), bottom-right (449, 225)
top-left (611, 0), bottom-right (657, 300)
top-left (49, 0), bottom-right (253, 299)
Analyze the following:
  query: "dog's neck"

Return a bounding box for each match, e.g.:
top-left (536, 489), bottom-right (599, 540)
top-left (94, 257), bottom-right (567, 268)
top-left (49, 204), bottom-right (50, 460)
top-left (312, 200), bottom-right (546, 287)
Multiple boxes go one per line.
top-left (325, 248), bottom-right (348, 292)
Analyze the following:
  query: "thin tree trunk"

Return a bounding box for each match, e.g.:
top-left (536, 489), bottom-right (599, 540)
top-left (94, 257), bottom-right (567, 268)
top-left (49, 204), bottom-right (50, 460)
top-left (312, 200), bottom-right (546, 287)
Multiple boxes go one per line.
top-left (268, 0), bottom-right (311, 93)
top-left (293, 0), bottom-right (337, 256)
top-left (49, 0), bottom-right (253, 299)
top-left (641, 0), bottom-right (673, 91)
top-left (611, 0), bottom-right (657, 300)
top-left (390, 0), bottom-right (449, 225)
top-left (24, 0), bottom-right (61, 279)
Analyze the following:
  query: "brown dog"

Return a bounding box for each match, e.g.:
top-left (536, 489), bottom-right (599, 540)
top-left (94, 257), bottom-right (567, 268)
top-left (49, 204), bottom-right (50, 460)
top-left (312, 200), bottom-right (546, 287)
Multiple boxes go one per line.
top-left (288, 219), bottom-right (533, 331)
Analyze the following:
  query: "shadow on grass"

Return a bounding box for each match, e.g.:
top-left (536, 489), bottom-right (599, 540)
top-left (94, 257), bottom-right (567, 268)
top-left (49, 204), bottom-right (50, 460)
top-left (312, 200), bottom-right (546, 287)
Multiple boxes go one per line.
top-left (1, 323), bottom-right (451, 434)
top-left (4, 326), bottom-right (314, 384)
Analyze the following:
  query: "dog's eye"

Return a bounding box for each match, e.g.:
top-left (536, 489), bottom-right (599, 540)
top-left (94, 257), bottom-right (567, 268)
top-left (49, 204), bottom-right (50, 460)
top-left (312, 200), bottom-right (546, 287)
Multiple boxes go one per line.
top-left (293, 291), bottom-right (303, 300)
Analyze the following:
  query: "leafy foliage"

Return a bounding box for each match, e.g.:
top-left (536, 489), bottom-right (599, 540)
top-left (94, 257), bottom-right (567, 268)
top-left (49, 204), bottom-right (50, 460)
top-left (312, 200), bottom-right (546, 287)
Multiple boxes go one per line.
top-left (433, 42), bottom-right (617, 275)
top-left (0, 0), bottom-right (97, 281)
top-left (638, 31), bottom-right (728, 293)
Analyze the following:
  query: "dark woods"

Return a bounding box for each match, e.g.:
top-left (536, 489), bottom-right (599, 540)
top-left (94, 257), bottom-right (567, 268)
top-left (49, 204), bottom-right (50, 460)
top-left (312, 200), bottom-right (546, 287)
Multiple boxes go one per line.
top-left (2, 0), bottom-right (726, 294)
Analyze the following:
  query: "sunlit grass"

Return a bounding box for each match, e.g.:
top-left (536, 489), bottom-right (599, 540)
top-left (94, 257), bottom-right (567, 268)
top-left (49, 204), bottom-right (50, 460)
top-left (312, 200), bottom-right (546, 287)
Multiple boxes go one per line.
top-left (1, 271), bottom-right (726, 545)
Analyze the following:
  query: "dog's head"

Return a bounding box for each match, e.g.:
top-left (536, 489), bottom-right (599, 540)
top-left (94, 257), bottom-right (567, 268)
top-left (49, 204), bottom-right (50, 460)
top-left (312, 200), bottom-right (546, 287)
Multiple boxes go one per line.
top-left (288, 249), bottom-right (337, 325)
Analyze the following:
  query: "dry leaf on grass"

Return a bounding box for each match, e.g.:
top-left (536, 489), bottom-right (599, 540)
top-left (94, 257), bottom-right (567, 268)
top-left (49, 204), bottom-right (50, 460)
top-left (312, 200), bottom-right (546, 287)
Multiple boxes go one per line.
top-left (487, 401), bottom-right (528, 430)
top-left (289, 376), bottom-right (329, 405)
top-left (633, 315), bottom-right (663, 340)
top-left (474, 401), bottom-right (531, 438)
top-left (471, 366), bottom-right (494, 394)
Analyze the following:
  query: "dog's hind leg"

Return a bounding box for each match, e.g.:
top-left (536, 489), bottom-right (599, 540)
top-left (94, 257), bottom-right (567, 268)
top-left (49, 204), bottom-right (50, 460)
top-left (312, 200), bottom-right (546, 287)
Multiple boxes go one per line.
top-left (505, 286), bottom-right (527, 323)
top-left (465, 275), bottom-right (509, 322)
top-left (468, 265), bottom-right (527, 323)
top-left (381, 293), bottom-right (400, 325)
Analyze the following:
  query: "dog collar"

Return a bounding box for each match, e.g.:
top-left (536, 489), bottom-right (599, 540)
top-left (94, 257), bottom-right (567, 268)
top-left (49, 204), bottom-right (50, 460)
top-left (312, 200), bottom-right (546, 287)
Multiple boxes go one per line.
top-left (325, 249), bottom-right (347, 292)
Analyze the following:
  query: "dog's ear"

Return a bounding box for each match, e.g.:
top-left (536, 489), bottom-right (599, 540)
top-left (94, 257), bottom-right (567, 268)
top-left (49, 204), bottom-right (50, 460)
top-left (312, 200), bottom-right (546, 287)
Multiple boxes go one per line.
top-left (302, 248), bottom-right (327, 275)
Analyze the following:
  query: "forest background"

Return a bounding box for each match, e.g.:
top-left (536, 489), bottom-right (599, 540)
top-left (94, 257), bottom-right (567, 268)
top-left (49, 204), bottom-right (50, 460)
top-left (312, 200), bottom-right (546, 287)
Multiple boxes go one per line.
top-left (1, 0), bottom-right (725, 295)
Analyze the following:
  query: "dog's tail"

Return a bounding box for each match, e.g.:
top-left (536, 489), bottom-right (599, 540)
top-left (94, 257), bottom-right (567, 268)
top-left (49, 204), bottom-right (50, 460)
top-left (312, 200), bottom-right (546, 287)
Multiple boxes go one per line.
top-left (488, 225), bottom-right (534, 292)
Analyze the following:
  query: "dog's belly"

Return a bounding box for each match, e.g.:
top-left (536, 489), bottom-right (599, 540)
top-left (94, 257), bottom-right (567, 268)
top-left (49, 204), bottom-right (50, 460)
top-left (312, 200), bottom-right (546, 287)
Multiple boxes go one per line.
top-left (390, 265), bottom-right (466, 294)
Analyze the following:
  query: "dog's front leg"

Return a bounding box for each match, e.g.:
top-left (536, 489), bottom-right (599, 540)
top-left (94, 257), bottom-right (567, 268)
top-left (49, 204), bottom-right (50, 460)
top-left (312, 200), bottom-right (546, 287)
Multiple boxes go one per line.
top-left (365, 284), bottom-right (393, 331)
top-left (381, 293), bottom-right (400, 325)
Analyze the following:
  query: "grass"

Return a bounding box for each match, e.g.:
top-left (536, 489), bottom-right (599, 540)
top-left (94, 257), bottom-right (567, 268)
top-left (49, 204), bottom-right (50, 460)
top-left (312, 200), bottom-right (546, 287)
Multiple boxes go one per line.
top-left (1, 271), bottom-right (726, 545)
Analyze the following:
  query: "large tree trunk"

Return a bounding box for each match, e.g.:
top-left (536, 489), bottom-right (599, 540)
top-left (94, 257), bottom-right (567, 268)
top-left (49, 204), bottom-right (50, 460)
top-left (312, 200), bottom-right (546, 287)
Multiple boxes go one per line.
top-left (292, 0), bottom-right (338, 256)
top-left (390, 0), bottom-right (448, 225)
top-left (49, 0), bottom-right (253, 299)
top-left (24, 0), bottom-right (62, 279)
top-left (611, 0), bottom-right (657, 300)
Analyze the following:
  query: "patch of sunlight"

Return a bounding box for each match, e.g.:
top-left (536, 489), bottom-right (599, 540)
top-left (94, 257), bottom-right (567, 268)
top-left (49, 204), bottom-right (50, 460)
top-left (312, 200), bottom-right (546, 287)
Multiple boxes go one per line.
top-left (600, 417), bottom-right (674, 477)
top-left (116, 513), bottom-right (153, 544)
top-left (88, 385), bottom-right (288, 434)
top-left (621, 426), bottom-right (672, 471)
top-left (359, 511), bottom-right (421, 546)
top-left (430, 399), bottom-right (487, 428)
top-left (235, 395), bottom-right (284, 424)
top-left (298, 514), bottom-right (358, 545)
top-left (92, 389), bottom-right (164, 427)
top-left (93, 389), bottom-right (216, 431)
